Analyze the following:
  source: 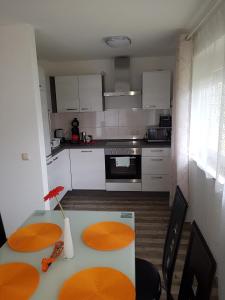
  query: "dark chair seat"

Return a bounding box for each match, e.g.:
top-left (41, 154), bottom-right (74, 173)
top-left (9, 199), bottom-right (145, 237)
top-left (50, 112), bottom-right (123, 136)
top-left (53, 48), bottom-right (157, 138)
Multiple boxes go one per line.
top-left (136, 258), bottom-right (161, 300)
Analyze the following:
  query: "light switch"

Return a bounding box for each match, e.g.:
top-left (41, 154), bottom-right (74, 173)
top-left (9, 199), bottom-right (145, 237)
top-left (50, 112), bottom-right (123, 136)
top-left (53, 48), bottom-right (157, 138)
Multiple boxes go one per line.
top-left (21, 153), bottom-right (30, 161)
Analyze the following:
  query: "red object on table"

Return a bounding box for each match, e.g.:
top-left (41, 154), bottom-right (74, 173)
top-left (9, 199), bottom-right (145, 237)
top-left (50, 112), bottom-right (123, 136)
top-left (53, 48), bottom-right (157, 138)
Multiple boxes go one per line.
top-left (41, 240), bottom-right (64, 272)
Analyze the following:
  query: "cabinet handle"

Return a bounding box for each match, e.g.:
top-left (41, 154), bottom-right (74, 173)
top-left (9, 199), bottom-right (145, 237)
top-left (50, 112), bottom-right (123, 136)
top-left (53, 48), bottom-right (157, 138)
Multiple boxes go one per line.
top-left (53, 157), bottom-right (58, 161)
top-left (151, 149), bottom-right (163, 152)
top-left (144, 105), bottom-right (156, 108)
top-left (81, 108), bottom-right (88, 111)
top-left (151, 176), bottom-right (163, 179)
top-left (81, 150), bottom-right (93, 153)
top-left (47, 161), bottom-right (52, 166)
top-left (66, 108), bottom-right (78, 111)
top-left (151, 158), bottom-right (163, 161)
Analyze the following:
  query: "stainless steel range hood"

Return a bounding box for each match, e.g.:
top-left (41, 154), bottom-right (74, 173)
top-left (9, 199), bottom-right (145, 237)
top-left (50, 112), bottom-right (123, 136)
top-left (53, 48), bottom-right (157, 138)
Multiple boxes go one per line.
top-left (104, 57), bottom-right (141, 97)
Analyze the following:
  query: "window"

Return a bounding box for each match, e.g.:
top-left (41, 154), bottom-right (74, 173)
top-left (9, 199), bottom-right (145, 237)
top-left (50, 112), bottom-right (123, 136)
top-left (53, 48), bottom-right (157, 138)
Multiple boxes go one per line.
top-left (189, 3), bottom-right (225, 184)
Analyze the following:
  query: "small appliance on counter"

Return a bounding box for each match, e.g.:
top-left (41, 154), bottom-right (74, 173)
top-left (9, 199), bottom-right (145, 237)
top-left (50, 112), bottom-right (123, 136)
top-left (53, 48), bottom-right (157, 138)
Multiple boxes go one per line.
top-left (80, 131), bottom-right (93, 144)
top-left (144, 115), bottom-right (172, 143)
top-left (51, 138), bottom-right (61, 149)
top-left (54, 129), bottom-right (65, 143)
top-left (86, 135), bottom-right (93, 143)
top-left (71, 118), bottom-right (80, 144)
top-left (159, 115), bottom-right (172, 127)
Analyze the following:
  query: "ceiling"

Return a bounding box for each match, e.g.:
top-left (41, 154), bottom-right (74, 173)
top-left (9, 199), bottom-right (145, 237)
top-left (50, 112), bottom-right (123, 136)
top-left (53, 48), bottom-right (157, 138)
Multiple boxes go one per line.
top-left (0, 0), bottom-right (212, 60)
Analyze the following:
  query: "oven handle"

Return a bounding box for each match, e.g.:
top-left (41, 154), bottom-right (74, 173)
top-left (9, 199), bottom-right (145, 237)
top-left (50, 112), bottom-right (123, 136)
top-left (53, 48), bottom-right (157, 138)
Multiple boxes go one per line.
top-left (109, 156), bottom-right (136, 159)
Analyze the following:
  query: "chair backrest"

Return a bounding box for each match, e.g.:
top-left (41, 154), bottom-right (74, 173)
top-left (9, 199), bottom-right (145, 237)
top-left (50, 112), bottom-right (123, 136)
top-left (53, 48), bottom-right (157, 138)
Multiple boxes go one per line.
top-left (0, 213), bottom-right (7, 247)
top-left (178, 221), bottom-right (216, 300)
top-left (162, 186), bottom-right (188, 296)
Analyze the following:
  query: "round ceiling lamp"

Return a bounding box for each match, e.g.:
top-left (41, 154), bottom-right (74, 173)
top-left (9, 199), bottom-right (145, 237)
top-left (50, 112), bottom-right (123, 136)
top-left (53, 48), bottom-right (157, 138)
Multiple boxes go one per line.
top-left (103, 36), bottom-right (131, 48)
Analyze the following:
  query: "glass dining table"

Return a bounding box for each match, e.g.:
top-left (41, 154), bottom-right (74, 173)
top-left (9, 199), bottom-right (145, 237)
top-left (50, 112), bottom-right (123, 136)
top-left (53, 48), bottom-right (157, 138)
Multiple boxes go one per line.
top-left (0, 210), bottom-right (135, 300)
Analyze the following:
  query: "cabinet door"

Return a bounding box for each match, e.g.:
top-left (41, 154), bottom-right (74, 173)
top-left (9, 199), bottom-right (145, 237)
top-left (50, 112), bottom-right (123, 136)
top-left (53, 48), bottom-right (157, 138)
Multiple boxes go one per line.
top-left (54, 150), bottom-right (71, 192)
top-left (55, 76), bottom-right (79, 112)
top-left (38, 66), bottom-right (46, 91)
top-left (38, 66), bottom-right (51, 157)
top-left (142, 156), bottom-right (170, 175)
top-left (142, 148), bottom-right (171, 157)
top-left (78, 75), bottom-right (103, 112)
top-left (40, 89), bottom-right (51, 158)
top-left (47, 150), bottom-right (71, 209)
top-left (142, 175), bottom-right (170, 191)
top-left (142, 71), bottom-right (171, 109)
top-left (70, 149), bottom-right (105, 189)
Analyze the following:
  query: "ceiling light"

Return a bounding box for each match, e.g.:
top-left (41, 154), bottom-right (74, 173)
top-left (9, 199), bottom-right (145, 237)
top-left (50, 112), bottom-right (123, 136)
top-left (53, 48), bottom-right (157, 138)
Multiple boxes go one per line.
top-left (103, 36), bottom-right (131, 48)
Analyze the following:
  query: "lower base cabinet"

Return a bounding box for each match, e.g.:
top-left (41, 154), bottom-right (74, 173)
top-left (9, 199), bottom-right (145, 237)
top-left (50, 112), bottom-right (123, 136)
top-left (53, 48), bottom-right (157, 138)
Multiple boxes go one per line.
top-left (141, 147), bottom-right (171, 192)
top-left (47, 149), bottom-right (71, 209)
top-left (142, 175), bottom-right (170, 191)
top-left (70, 149), bottom-right (105, 190)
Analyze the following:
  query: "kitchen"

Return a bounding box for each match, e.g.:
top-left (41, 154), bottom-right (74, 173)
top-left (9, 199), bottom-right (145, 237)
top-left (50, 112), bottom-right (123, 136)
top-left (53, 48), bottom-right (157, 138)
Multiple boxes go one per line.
top-left (0, 0), bottom-right (224, 299)
top-left (39, 56), bottom-right (173, 206)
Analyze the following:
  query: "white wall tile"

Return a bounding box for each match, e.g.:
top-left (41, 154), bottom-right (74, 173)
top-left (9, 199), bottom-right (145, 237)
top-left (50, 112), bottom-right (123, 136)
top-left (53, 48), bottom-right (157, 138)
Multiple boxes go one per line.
top-left (51, 109), bottom-right (165, 140)
top-left (79, 111), bottom-right (105, 128)
top-left (104, 110), bottom-right (119, 127)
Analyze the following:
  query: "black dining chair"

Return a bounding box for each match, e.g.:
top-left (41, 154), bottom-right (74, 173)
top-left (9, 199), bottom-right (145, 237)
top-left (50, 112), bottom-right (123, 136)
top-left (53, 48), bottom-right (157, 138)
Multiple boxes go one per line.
top-left (0, 213), bottom-right (7, 247)
top-left (178, 221), bottom-right (216, 300)
top-left (136, 186), bottom-right (188, 300)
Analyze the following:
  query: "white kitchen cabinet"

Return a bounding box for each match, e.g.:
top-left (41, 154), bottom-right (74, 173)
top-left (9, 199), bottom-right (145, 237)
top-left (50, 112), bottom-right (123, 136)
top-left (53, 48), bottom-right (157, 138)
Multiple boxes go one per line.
top-left (54, 74), bottom-right (103, 112)
top-left (38, 66), bottom-right (46, 91)
top-left (142, 147), bottom-right (171, 191)
top-left (78, 75), bottom-right (103, 112)
top-left (142, 147), bottom-right (171, 157)
top-left (142, 156), bottom-right (170, 175)
top-left (142, 175), bottom-right (170, 192)
top-left (70, 149), bottom-right (105, 190)
top-left (38, 66), bottom-right (51, 158)
top-left (142, 71), bottom-right (171, 109)
top-left (55, 76), bottom-right (79, 112)
top-left (47, 150), bottom-right (71, 209)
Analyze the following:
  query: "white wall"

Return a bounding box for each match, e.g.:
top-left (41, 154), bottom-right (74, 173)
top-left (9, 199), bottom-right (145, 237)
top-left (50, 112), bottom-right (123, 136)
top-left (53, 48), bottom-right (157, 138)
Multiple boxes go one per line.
top-left (188, 160), bottom-right (223, 297)
top-left (0, 24), bottom-right (48, 235)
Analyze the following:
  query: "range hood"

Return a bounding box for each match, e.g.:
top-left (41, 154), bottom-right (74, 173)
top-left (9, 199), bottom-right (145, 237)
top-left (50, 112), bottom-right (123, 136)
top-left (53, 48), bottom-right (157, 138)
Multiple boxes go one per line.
top-left (104, 57), bottom-right (141, 97)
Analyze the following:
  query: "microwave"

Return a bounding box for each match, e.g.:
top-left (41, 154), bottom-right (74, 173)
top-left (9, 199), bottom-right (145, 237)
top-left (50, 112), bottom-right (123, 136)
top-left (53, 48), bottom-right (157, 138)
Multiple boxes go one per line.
top-left (145, 127), bottom-right (171, 142)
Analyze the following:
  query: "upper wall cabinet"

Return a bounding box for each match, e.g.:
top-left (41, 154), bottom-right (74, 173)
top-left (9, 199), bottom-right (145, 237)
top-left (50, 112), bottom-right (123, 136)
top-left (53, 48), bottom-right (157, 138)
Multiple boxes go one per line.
top-left (54, 74), bottom-right (103, 112)
top-left (79, 75), bottom-right (103, 112)
top-left (142, 70), bottom-right (171, 110)
top-left (55, 76), bottom-right (79, 112)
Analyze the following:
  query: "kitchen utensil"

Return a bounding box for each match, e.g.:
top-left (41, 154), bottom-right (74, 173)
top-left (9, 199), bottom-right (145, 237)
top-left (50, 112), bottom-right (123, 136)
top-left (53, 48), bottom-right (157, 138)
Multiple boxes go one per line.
top-left (80, 131), bottom-right (87, 143)
top-left (86, 135), bottom-right (93, 143)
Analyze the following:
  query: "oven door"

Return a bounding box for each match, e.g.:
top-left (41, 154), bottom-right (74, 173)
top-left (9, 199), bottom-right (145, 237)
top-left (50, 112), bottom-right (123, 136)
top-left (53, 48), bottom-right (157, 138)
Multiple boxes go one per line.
top-left (105, 155), bottom-right (141, 180)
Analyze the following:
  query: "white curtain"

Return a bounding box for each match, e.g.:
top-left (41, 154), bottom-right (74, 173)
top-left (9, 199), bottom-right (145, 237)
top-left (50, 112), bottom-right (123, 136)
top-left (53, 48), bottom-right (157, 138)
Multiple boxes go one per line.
top-left (189, 2), bottom-right (225, 299)
top-left (171, 34), bottom-right (193, 202)
top-left (189, 3), bottom-right (225, 187)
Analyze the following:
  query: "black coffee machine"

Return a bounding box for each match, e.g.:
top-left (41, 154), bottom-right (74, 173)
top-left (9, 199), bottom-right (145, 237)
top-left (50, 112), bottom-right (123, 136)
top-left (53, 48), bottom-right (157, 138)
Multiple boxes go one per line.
top-left (71, 118), bottom-right (80, 144)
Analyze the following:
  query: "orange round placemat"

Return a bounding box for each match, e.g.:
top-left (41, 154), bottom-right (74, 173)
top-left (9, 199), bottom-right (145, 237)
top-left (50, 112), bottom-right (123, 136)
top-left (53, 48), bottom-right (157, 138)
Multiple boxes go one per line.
top-left (82, 221), bottom-right (135, 251)
top-left (8, 223), bottom-right (62, 252)
top-left (58, 267), bottom-right (135, 300)
top-left (0, 262), bottom-right (39, 300)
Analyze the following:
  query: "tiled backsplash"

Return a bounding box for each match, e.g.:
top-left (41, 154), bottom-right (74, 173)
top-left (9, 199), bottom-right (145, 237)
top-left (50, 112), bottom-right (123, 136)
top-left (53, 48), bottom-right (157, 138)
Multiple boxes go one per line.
top-left (51, 109), bottom-right (170, 140)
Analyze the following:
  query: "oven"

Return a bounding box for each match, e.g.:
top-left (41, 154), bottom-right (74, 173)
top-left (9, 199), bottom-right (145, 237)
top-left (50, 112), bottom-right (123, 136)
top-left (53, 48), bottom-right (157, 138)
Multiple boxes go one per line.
top-left (105, 146), bottom-right (141, 184)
